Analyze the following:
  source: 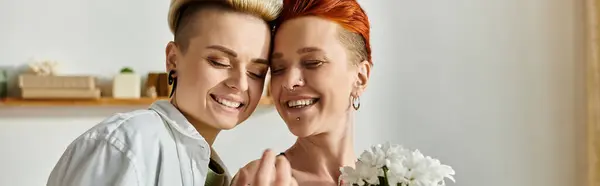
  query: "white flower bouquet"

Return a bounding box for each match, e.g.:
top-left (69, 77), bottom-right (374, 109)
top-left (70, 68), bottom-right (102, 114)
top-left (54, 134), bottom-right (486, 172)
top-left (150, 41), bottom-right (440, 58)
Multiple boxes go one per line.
top-left (339, 143), bottom-right (455, 186)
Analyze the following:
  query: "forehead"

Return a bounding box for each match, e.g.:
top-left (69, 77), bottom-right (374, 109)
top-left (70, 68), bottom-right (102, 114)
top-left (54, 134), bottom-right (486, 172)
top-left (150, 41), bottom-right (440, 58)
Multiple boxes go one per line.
top-left (274, 16), bottom-right (343, 53)
top-left (189, 10), bottom-right (271, 56)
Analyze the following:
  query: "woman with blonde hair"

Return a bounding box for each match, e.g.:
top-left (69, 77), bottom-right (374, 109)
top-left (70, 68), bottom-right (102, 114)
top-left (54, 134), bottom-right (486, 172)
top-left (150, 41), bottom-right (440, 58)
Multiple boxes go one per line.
top-left (46, 0), bottom-right (281, 185)
top-left (233, 0), bottom-right (372, 185)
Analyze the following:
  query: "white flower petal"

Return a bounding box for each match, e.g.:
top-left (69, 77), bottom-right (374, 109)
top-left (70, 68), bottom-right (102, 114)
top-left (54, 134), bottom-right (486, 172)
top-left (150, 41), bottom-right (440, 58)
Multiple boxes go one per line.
top-left (341, 143), bottom-right (456, 186)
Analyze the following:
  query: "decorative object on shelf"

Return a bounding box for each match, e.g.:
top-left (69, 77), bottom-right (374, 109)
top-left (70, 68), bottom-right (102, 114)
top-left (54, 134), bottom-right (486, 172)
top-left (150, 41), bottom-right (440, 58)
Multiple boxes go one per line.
top-left (147, 72), bottom-right (171, 97)
top-left (113, 67), bottom-right (141, 99)
top-left (146, 86), bottom-right (157, 98)
top-left (18, 60), bottom-right (101, 100)
top-left (120, 67), bottom-right (134, 73)
top-left (147, 73), bottom-right (163, 97)
top-left (27, 60), bottom-right (59, 76)
top-left (0, 68), bottom-right (7, 99)
top-left (18, 75), bottom-right (100, 99)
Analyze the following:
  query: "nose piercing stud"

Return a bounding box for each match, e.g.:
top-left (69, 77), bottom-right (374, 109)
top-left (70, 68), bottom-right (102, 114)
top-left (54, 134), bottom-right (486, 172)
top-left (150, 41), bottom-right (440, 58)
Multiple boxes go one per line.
top-left (284, 85), bottom-right (295, 92)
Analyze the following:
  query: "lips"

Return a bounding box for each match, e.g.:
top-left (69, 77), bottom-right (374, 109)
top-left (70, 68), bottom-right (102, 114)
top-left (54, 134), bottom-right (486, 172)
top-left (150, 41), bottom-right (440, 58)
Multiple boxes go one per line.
top-left (210, 94), bottom-right (244, 109)
top-left (286, 98), bottom-right (320, 108)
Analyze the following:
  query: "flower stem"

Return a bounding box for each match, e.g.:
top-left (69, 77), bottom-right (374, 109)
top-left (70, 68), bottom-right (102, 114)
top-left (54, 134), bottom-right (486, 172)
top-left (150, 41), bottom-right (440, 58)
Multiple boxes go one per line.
top-left (382, 166), bottom-right (390, 186)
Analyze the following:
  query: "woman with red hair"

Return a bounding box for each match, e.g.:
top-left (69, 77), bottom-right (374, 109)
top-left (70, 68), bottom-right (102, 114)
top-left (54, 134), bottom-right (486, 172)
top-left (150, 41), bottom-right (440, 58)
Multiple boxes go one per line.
top-left (232, 0), bottom-right (372, 185)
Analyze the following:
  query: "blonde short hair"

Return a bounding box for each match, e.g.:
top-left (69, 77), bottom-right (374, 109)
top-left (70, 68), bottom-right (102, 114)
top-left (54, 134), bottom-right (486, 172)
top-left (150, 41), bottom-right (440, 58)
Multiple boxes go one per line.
top-left (168, 0), bottom-right (282, 34)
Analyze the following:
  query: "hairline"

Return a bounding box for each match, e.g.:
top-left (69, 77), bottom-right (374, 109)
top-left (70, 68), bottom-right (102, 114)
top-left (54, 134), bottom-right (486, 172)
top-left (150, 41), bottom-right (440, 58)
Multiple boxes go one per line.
top-left (336, 25), bottom-right (368, 65)
top-left (275, 16), bottom-right (368, 65)
top-left (174, 2), bottom-right (269, 54)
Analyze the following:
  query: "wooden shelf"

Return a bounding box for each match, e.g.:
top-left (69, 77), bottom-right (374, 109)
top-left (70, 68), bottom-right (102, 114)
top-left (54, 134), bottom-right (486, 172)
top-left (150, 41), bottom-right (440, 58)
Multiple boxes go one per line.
top-left (0, 97), bottom-right (168, 106)
top-left (0, 97), bottom-right (273, 107)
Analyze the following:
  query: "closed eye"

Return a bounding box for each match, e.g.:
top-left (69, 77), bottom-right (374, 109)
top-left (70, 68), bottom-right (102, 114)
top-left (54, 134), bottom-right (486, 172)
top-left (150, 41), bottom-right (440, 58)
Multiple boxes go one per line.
top-left (247, 72), bottom-right (266, 79)
top-left (304, 60), bottom-right (324, 69)
top-left (270, 66), bottom-right (285, 76)
top-left (208, 58), bottom-right (230, 68)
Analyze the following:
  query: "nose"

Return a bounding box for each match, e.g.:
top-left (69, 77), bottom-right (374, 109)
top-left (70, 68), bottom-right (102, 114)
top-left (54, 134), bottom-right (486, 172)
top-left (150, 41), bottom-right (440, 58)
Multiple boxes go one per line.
top-left (283, 68), bottom-right (304, 91)
top-left (224, 69), bottom-right (248, 92)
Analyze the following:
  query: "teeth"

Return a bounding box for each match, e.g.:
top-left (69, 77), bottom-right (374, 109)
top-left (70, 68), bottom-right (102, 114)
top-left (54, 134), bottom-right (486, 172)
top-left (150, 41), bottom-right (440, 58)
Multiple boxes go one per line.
top-left (215, 97), bottom-right (242, 108)
top-left (287, 99), bottom-right (316, 108)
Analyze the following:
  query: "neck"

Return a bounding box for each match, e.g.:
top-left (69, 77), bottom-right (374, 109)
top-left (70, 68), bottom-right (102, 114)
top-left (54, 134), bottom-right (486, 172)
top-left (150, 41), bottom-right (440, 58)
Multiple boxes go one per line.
top-left (190, 120), bottom-right (220, 146)
top-left (285, 113), bottom-right (356, 182)
top-left (170, 98), bottom-right (220, 146)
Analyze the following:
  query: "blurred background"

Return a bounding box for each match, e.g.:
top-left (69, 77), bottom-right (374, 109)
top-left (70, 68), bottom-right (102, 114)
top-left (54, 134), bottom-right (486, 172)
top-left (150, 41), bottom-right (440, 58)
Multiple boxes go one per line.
top-left (0, 0), bottom-right (592, 186)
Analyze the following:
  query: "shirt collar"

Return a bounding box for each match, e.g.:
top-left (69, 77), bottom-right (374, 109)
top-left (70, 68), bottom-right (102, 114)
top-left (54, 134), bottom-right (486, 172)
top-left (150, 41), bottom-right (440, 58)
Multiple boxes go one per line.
top-left (149, 100), bottom-right (204, 140)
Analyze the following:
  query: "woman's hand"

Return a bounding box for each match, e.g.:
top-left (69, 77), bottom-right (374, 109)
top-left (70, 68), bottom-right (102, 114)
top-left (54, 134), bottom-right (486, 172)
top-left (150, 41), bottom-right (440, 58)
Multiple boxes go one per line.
top-left (232, 149), bottom-right (297, 186)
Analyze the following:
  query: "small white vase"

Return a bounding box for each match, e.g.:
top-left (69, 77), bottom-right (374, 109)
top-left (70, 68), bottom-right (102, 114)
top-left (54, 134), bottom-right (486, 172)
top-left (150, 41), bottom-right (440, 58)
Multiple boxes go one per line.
top-left (113, 73), bottom-right (141, 98)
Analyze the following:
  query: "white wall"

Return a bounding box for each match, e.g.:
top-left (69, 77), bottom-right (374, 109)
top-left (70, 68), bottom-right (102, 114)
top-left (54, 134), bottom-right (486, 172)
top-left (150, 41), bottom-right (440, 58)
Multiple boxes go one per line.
top-left (0, 0), bottom-right (586, 186)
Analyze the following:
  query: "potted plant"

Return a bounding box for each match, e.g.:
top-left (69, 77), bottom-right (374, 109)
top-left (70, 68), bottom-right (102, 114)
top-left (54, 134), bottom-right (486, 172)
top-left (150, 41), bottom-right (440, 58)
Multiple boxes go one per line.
top-left (112, 67), bottom-right (141, 98)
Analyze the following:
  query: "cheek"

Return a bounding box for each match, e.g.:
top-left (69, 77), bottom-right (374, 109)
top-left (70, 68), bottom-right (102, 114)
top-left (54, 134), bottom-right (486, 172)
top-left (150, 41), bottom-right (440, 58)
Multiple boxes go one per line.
top-left (313, 71), bottom-right (353, 106)
top-left (179, 63), bottom-right (223, 92)
top-left (311, 67), bottom-right (352, 91)
top-left (248, 79), bottom-right (265, 98)
top-left (269, 77), bottom-right (284, 98)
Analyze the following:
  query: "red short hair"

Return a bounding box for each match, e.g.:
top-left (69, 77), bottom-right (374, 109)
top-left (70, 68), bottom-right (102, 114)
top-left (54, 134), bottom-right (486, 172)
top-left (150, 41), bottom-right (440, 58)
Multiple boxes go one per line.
top-left (277, 0), bottom-right (372, 65)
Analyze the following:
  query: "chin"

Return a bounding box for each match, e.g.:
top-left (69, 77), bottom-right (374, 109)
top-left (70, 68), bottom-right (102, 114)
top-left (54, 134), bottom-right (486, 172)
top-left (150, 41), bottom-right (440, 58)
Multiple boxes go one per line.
top-left (286, 121), bottom-right (317, 137)
top-left (212, 113), bottom-right (251, 130)
top-left (289, 128), bottom-right (311, 137)
top-left (210, 120), bottom-right (239, 130)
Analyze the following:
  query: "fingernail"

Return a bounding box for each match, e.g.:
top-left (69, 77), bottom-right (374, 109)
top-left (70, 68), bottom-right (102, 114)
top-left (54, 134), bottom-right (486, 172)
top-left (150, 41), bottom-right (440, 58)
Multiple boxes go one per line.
top-left (262, 149), bottom-right (272, 156)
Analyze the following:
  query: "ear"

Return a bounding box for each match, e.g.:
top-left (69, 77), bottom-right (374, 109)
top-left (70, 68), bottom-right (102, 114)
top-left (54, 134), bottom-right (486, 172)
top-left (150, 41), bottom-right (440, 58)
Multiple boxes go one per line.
top-left (165, 41), bottom-right (181, 75)
top-left (352, 60), bottom-right (372, 97)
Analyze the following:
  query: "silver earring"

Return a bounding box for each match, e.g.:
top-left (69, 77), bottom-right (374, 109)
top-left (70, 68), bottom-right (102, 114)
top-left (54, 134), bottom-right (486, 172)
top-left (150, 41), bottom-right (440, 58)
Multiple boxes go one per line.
top-left (352, 96), bottom-right (360, 110)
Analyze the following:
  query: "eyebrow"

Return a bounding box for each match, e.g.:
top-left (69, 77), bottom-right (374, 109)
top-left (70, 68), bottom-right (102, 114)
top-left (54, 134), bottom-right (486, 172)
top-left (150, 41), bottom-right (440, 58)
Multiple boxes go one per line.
top-left (271, 47), bottom-right (324, 59)
top-left (252, 59), bottom-right (269, 65)
top-left (207, 45), bottom-right (267, 64)
top-left (297, 47), bottom-right (323, 54)
top-left (206, 45), bottom-right (237, 57)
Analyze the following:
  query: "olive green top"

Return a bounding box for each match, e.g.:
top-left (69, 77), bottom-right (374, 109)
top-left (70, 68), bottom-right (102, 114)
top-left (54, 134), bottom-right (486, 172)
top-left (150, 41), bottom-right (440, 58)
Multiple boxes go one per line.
top-left (205, 148), bottom-right (231, 186)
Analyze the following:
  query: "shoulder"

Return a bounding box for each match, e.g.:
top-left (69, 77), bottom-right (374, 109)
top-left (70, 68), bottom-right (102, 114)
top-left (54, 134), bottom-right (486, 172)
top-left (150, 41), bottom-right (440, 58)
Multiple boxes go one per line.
top-left (48, 109), bottom-right (179, 186)
top-left (80, 109), bottom-right (163, 137)
top-left (66, 109), bottom-right (170, 157)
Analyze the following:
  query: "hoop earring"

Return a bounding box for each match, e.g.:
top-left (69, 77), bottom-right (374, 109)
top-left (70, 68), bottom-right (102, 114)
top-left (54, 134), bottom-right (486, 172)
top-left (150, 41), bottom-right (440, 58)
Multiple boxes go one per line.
top-left (168, 70), bottom-right (177, 98)
top-left (352, 96), bottom-right (360, 110)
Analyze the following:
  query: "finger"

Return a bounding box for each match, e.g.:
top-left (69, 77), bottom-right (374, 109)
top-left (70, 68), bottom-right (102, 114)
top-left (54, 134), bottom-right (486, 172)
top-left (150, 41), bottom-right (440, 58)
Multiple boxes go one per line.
top-left (274, 156), bottom-right (292, 186)
top-left (244, 160), bottom-right (261, 176)
top-left (234, 160), bottom-right (261, 186)
top-left (290, 177), bottom-right (299, 186)
top-left (232, 168), bottom-right (249, 186)
top-left (254, 149), bottom-right (276, 186)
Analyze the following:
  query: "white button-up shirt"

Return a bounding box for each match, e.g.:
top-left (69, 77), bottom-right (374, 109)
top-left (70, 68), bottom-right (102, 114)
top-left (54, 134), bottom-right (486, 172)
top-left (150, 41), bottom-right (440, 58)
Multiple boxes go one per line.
top-left (47, 100), bottom-right (211, 186)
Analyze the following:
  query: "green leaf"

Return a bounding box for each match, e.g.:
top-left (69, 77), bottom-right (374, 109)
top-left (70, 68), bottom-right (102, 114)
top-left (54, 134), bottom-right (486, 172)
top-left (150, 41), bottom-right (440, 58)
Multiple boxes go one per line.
top-left (120, 67), bottom-right (134, 73)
